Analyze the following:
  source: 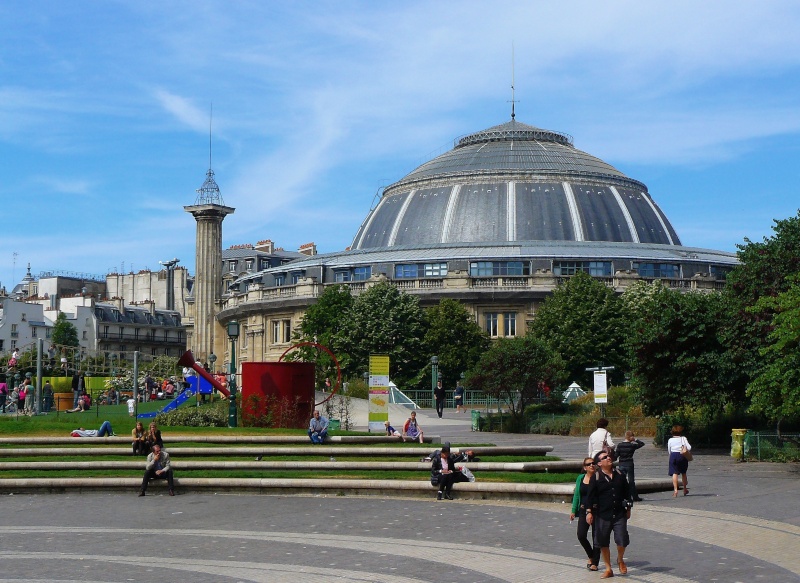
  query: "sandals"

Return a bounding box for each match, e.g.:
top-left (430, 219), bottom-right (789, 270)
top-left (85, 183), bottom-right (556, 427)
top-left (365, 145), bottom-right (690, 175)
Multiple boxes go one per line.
top-left (672, 491), bottom-right (678, 497)
top-left (600, 569), bottom-right (614, 578)
top-left (618, 559), bottom-right (627, 574)
top-left (683, 487), bottom-right (690, 496)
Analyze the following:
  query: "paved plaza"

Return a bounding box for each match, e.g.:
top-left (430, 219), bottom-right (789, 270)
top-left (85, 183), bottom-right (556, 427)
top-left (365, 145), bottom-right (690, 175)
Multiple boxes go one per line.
top-left (1, 408), bottom-right (798, 582)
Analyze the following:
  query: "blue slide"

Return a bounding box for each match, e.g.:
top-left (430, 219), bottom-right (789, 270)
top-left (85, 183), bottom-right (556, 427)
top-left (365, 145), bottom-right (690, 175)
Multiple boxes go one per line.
top-left (137, 377), bottom-right (215, 419)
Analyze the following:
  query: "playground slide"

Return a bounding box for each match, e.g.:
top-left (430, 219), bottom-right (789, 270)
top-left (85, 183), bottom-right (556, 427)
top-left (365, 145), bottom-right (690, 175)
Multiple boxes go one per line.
top-left (137, 386), bottom-right (196, 419)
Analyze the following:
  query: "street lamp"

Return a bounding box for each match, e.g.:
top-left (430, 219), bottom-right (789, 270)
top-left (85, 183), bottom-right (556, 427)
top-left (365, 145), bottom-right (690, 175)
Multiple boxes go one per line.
top-left (226, 320), bottom-right (240, 428)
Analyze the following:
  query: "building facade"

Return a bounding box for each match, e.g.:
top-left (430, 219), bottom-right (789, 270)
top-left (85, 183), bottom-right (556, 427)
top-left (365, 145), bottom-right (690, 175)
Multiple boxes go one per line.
top-left (214, 119), bottom-right (737, 367)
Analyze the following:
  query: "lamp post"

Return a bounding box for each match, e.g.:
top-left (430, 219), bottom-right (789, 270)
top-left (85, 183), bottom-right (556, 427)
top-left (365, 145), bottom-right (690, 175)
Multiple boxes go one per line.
top-left (226, 321), bottom-right (239, 428)
top-left (207, 353), bottom-right (217, 408)
top-left (431, 356), bottom-right (438, 407)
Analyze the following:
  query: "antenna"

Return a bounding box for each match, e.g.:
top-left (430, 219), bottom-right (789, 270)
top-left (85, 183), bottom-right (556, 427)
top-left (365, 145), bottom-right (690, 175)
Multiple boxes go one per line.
top-left (509, 42), bottom-right (518, 120)
top-left (209, 103), bottom-right (213, 170)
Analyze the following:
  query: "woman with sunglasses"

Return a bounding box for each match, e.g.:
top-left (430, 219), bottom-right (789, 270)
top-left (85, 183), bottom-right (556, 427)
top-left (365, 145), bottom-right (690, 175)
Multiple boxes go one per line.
top-left (570, 457), bottom-right (600, 570)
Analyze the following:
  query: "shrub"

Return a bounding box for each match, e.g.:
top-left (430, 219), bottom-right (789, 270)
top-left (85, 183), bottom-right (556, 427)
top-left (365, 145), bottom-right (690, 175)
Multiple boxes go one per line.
top-left (157, 401), bottom-right (228, 427)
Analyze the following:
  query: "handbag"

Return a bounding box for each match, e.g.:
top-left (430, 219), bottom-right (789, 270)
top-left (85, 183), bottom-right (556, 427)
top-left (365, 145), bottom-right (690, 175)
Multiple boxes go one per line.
top-left (680, 437), bottom-right (693, 461)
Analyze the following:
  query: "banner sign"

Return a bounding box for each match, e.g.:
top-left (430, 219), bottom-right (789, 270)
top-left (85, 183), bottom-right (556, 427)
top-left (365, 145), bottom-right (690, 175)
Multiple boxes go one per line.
top-left (593, 370), bottom-right (608, 404)
top-left (368, 354), bottom-right (390, 432)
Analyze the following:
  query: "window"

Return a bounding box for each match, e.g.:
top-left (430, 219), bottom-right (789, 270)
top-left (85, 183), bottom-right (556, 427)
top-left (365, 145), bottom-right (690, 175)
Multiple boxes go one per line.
top-left (11, 324), bottom-right (17, 333)
top-left (112, 309), bottom-right (121, 322)
top-left (260, 259), bottom-right (269, 270)
top-left (353, 266), bottom-right (371, 281)
top-left (21, 313), bottom-right (26, 322)
top-left (0, 340), bottom-right (3, 351)
top-left (710, 265), bottom-right (731, 280)
top-left (32, 327), bottom-right (37, 338)
top-left (635, 263), bottom-right (679, 278)
top-left (134, 329), bottom-right (140, 340)
top-left (164, 330), bottom-right (169, 342)
top-left (11, 340), bottom-right (17, 349)
top-left (291, 272), bottom-right (304, 284)
top-left (272, 320), bottom-right (281, 343)
top-left (118, 326), bottom-right (124, 339)
top-left (281, 319), bottom-right (291, 343)
top-left (151, 347), bottom-right (157, 356)
top-left (424, 262), bottom-right (448, 277)
top-left (274, 274), bottom-right (285, 287)
top-left (246, 259), bottom-right (254, 271)
top-left (485, 313), bottom-right (499, 337)
top-left (470, 261), bottom-right (529, 277)
top-left (395, 264), bottom-right (418, 278)
top-left (103, 326), bottom-right (109, 339)
top-left (45, 329), bottom-right (51, 338)
top-left (334, 270), bottom-right (351, 282)
top-left (553, 261), bottom-right (612, 276)
top-left (229, 260), bottom-right (238, 272)
top-left (82, 331), bottom-right (88, 340)
top-left (503, 313), bottom-right (517, 337)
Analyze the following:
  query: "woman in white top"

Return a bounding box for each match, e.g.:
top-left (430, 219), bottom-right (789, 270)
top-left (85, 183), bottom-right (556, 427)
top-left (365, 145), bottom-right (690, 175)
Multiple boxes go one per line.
top-left (667, 425), bottom-right (691, 497)
top-left (588, 418), bottom-right (614, 458)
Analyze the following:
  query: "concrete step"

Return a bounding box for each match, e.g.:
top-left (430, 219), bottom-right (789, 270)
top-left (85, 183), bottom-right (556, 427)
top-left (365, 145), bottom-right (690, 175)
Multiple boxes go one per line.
top-left (0, 476), bottom-right (676, 501)
top-left (0, 445), bottom-right (554, 457)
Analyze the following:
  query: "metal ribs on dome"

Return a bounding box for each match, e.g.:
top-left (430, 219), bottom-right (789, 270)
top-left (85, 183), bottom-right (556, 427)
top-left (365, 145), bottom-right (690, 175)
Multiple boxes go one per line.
top-left (455, 120), bottom-right (573, 149)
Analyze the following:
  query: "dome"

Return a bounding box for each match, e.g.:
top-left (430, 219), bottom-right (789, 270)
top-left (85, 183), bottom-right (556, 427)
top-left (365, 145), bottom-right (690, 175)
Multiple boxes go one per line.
top-left (352, 119), bottom-right (681, 250)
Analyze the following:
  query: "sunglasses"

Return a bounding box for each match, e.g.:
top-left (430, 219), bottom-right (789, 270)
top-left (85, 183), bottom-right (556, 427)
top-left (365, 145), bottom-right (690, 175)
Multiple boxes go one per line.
top-left (583, 462), bottom-right (594, 467)
top-left (597, 456), bottom-right (609, 462)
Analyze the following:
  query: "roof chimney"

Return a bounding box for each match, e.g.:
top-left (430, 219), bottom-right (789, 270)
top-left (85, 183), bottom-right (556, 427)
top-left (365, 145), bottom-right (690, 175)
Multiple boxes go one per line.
top-left (255, 239), bottom-right (274, 254)
top-left (298, 242), bottom-right (317, 256)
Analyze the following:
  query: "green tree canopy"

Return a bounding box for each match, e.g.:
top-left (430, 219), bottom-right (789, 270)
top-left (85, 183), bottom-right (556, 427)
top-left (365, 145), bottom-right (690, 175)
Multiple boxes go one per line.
top-left (529, 271), bottom-right (628, 387)
top-left (51, 312), bottom-right (79, 347)
top-left (746, 274), bottom-right (800, 432)
top-left (335, 282), bottom-right (427, 388)
top-left (465, 335), bottom-right (567, 422)
top-left (291, 284), bottom-right (355, 385)
top-left (627, 284), bottom-right (739, 417)
top-left (422, 299), bottom-right (489, 389)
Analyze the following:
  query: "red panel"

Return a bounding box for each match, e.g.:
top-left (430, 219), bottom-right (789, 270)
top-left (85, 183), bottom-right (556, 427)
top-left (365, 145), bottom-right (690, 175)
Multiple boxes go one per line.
top-left (241, 362), bottom-right (315, 428)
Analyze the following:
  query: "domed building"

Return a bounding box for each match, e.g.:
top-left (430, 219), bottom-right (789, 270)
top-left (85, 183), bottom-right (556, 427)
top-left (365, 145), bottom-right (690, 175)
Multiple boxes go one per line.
top-left (219, 119), bottom-right (736, 362)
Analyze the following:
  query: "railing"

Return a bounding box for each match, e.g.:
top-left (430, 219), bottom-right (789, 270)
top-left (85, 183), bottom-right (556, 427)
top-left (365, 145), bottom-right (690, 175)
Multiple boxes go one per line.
top-left (743, 432), bottom-right (800, 461)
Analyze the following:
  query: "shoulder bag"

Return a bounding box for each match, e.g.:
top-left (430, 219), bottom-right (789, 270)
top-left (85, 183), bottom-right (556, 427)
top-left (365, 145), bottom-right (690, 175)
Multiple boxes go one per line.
top-left (680, 437), bottom-right (693, 461)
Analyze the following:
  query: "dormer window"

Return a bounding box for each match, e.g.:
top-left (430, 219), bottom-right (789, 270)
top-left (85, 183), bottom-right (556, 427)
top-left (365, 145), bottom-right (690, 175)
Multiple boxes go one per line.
top-left (229, 260), bottom-right (238, 272)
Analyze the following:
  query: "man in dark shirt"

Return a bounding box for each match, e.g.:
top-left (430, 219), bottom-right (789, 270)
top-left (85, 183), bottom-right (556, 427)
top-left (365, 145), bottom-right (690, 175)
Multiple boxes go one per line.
top-left (615, 430), bottom-right (645, 502)
top-left (434, 380), bottom-right (445, 418)
top-left (586, 451), bottom-right (633, 578)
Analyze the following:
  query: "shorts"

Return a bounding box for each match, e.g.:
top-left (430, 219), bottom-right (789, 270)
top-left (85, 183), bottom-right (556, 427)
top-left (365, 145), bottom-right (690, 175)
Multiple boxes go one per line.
top-left (593, 515), bottom-right (629, 548)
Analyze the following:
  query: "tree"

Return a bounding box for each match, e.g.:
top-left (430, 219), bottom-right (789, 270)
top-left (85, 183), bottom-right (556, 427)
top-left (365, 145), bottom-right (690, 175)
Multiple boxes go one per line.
top-left (291, 285), bottom-right (355, 386)
top-left (746, 274), bottom-right (800, 433)
top-left (627, 285), bottom-right (739, 417)
top-left (465, 335), bottom-right (567, 424)
top-left (724, 211), bottom-right (800, 386)
top-left (423, 299), bottom-right (490, 388)
top-left (529, 272), bottom-right (628, 388)
top-left (335, 281), bottom-right (427, 388)
top-left (51, 312), bottom-right (79, 347)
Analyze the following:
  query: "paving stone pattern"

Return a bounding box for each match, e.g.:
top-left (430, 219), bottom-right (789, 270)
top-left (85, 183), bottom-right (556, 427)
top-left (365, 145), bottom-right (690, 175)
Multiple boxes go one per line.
top-left (0, 406), bottom-right (797, 582)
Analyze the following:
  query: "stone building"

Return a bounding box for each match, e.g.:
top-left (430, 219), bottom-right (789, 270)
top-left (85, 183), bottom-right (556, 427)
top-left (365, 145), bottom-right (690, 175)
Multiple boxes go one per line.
top-left (214, 118), bottom-right (737, 367)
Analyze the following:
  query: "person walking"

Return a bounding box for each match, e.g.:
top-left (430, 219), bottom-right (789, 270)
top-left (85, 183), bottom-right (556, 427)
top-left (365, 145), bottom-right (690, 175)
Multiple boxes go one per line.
top-left (453, 380), bottom-right (465, 414)
top-left (588, 418), bottom-right (614, 458)
top-left (434, 380), bottom-right (445, 418)
top-left (586, 451), bottom-right (633, 579)
top-left (0, 377), bottom-right (7, 413)
top-left (616, 431), bottom-right (645, 502)
top-left (667, 425), bottom-right (691, 497)
top-left (570, 457), bottom-right (600, 571)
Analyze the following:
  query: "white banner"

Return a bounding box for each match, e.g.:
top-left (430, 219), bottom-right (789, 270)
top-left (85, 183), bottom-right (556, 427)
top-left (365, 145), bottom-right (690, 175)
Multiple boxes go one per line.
top-left (593, 370), bottom-right (608, 404)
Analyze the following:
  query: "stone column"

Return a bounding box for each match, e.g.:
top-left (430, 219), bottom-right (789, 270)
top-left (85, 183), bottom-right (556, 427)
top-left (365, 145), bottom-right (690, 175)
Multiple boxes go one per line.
top-left (184, 204), bottom-right (235, 362)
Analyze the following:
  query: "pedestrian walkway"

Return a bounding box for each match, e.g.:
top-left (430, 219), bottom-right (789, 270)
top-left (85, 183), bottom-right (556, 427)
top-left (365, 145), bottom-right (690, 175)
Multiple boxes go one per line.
top-left (0, 401), bottom-right (797, 581)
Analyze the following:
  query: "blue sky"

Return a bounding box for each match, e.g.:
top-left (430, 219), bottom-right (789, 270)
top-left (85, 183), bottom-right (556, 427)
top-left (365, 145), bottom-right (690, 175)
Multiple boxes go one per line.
top-left (2, 1), bottom-right (800, 287)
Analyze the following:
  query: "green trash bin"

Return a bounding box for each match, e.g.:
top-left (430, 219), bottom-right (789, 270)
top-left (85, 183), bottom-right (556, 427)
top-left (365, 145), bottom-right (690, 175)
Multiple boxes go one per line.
top-left (471, 409), bottom-right (481, 432)
top-left (328, 419), bottom-right (341, 432)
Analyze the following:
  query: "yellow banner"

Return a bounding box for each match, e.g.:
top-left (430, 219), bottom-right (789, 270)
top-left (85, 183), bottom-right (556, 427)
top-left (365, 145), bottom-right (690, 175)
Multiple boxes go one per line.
top-left (368, 354), bottom-right (390, 430)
